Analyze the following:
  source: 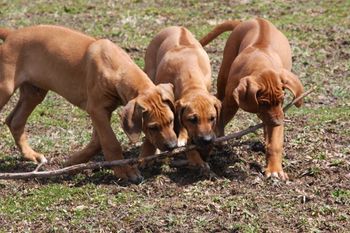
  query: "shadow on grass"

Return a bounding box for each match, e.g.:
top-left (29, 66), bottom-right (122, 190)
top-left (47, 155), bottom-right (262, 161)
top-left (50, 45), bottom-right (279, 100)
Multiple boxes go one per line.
top-left (163, 140), bottom-right (265, 186)
top-left (0, 155), bottom-right (38, 173)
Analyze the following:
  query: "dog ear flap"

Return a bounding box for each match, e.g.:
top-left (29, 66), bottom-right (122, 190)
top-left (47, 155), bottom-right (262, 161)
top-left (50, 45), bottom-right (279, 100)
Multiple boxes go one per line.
top-left (233, 76), bottom-right (259, 113)
top-left (174, 99), bottom-right (186, 134)
top-left (157, 83), bottom-right (175, 112)
top-left (280, 70), bottom-right (304, 107)
top-left (119, 99), bottom-right (145, 143)
top-left (211, 96), bottom-right (222, 121)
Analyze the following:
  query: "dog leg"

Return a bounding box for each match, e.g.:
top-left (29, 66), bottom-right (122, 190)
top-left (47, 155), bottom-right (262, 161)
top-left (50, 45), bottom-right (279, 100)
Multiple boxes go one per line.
top-left (138, 138), bottom-right (157, 169)
top-left (5, 83), bottom-right (48, 164)
top-left (177, 127), bottom-right (188, 147)
top-left (263, 124), bottom-right (288, 180)
top-left (217, 96), bottom-right (238, 137)
top-left (87, 105), bottom-right (143, 183)
top-left (186, 149), bottom-right (210, 173)
top-left (186, 150), bottom-right (218, 179)
top-left (1, 64), bottom-right (18, 113)
top-left (144, 36), bottom-right (161, 80)
top-left (216, 63), bottom-right (232, 101)
top-left (198, 146), bottom-right (212, 162)
top-left (0, 61), bottom-right (17, 112)
top-left (0, 88), bottom-right (12, 112)
top-left (216, 40), bottom-right (239, 101)
top-left (64, 128), bottom-right (101, 166)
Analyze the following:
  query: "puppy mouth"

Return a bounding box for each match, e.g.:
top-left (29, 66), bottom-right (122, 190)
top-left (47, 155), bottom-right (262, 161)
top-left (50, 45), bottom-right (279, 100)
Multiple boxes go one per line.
top-left (158, 139), bottom-right (178, 151)
top-left (192, 136), bottom-right (215, 147)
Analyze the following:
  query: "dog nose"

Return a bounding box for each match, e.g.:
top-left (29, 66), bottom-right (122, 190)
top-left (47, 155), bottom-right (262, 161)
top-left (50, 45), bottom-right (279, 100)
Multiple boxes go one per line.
top-left (165, 140), bottom-right (177, 150)
top-left (199, 135), bottom-right (214, 145)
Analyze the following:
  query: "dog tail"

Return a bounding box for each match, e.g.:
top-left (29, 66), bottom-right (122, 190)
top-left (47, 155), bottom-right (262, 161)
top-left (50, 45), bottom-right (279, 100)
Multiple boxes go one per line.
top-left (200, 20), bottom-right (241, 47)
top-left (0, 28), bottom-right (13, 41)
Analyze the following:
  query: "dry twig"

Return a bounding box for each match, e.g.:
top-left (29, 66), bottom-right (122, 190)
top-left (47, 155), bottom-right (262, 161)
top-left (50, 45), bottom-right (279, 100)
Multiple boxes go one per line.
top-left (0, 87), bottom-right (316, 180)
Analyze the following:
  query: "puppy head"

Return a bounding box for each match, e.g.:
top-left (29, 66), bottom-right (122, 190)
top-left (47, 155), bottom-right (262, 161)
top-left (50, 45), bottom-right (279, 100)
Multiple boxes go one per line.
top-left (233, 69), bottom-right (304, 126)
top-left (176, 93), bottom-right (221, 146)
top-left (120, 83), bottom-right (177, 151)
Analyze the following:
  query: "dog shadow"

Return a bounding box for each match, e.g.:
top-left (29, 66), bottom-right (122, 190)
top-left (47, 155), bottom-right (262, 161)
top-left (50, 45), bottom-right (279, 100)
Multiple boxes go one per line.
top-left (0, 155), bottom-right (38, 173)
top-left (163, 140), bottom-right (265, 186)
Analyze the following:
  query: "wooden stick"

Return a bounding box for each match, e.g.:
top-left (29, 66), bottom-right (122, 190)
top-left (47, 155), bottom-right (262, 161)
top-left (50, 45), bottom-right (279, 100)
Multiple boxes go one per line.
top-left (0, 87), bottom-right (316, 180)
top-left (34, 161), bottom-right (45, 172)
top-left (0, 146), bottom-right (196, 179)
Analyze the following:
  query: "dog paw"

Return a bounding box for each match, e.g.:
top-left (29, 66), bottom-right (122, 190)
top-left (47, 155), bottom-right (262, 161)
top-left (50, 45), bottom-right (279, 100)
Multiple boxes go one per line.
top-left (138, 159), bottom-right (155, 169)
top-left (36, 154), bottom-right (48, 164)
top-left (200, 162), bottom-right (210, 171)
top-left (177, 138), bottom-right (187, 147)
top-left (63, 156), bottom-right (81, 167)
top-left (265, 168), bottom-right (289, 180)
top-left (138, 149), bottom-right (160, 169)
top-left (198, 162), bottom-right (218, 180)
top-left (113, 165), bottom-right (144, 184)
top-left (24, 152), bottom-right (47, 164)
top-left (214, 140), bottom-right (227, 148)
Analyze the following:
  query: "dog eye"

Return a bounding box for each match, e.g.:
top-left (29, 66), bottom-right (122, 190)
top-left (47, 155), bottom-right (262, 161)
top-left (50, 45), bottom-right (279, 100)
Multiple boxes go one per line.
top-left (256, 90), bottom-right (263, 98)
top-left (188, 116), bottom-right (198, 124)
top-left (209, 116), bottom-right (215, 122)
top-left (148, 124), bottom-right (159, 131)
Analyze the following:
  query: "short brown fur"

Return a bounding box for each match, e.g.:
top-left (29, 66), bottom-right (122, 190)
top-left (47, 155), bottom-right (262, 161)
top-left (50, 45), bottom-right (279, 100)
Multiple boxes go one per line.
top-left (144, 26), bottom-right (221, 171)
top-left (200, 18), bottom-right (304, 180)
top-left (0, 25), bottom-right (178, 182)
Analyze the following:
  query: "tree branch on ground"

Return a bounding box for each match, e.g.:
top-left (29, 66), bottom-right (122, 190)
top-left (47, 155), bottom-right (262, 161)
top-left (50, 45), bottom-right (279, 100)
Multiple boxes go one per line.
top-left (0, 87), bottom-right (316, 180)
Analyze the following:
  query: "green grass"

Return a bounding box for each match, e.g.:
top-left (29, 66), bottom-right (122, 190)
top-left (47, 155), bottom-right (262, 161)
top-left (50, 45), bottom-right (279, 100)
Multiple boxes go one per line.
top-left (332, 189), bottom-right (350, 204)
top-left (0, 183), bottom-right (143, 227)
top-left (0, 184), bottom-right (105, 221)
top-left (289, 106), bottom-right (350, 124)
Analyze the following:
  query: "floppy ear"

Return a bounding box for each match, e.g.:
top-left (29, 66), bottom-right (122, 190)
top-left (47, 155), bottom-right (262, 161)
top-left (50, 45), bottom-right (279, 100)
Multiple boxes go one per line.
top-left (232, 76), bottom-right (259, 113)
top-left (280, 69), bottom-right (304, 107)
top-left (119, 99), bottom-right (145, 143)
top-left (157, 83), bottom-right (175, 112)
top-left (174, 99), bottom-right (187, 134)
top-left (211, 96), bottom-right (222, 121)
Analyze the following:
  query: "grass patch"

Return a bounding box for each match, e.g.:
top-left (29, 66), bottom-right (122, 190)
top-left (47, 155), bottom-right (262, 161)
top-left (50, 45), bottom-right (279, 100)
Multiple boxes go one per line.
top-left (288, 106), bottom-right (350, 124)
top-left (332, 189), bottom-right (350, 204)
top-left (0, 184), bottom-right (140, 227)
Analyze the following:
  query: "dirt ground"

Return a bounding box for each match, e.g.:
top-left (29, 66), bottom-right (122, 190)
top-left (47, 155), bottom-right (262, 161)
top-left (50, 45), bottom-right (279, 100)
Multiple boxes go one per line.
top-left (0, 0), bottom-right (349, 232)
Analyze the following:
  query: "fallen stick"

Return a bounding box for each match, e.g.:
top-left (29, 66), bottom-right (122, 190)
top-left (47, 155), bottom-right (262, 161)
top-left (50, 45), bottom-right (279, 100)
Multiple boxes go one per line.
top-left (0, 87), bottom-right (316, 180)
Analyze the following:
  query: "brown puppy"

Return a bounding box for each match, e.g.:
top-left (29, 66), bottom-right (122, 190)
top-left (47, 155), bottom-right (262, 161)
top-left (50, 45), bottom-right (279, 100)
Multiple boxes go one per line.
top-left (200, 18), bottom-right (304, 180)
top-left (144, 26), bottom-right (221, 172)
top-left (0, 25), bottom-right (177, 182)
